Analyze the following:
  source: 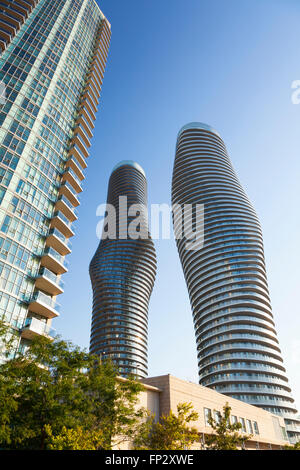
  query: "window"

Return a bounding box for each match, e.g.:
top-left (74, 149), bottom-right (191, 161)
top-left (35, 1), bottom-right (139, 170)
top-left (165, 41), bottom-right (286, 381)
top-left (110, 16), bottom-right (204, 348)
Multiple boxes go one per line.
top-left (239, 417), bottom-right (246, 432)
top-left (214, 411), bottom-right (221, 424)
top-left (281, 427), bottom-right (287, 440)
top-left (246, 419), bottom-right (253, 434)
top-left (231, 415), bottom-right (238, 425)
top-left (204, 408), bottom-right (212, 427)
top-left (253, 421), bottom-right (259, 435)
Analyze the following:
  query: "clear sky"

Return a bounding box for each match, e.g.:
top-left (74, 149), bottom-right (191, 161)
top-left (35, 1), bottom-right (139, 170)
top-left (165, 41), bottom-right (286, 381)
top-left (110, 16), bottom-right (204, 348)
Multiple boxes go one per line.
top-left (55, 0), bottom-right (300, 409)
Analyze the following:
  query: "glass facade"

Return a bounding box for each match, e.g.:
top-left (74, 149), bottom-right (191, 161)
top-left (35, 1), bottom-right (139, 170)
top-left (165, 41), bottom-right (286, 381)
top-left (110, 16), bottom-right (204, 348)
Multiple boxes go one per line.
top-left (0, 0), bottom-right (111, 358)
top-left (89, 162), bottom-right (157, 379)
top-left (172, 122), bottom-right (300, 443)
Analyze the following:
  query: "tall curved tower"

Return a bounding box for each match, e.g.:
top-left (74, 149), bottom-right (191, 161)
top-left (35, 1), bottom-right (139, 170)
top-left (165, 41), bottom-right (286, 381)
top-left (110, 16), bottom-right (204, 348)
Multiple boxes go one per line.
top-left (172, 122), bottom-right (299, 442)
top-left (89, 161), bottom-right (156, 379)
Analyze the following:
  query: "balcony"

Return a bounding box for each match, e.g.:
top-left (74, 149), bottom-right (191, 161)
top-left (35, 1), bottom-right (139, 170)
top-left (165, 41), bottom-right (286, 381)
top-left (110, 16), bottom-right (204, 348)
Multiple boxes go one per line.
top-left (21, 317), bottom-right (55, 340)
top-left (65, 156), bottom-right (85, 181)
top-left (88, 64), bottom-right (103, 90)
top-left (41, 246), bottom-right (69, 275)
top-left (35, 267), bottom-right (64, 296)
top-left (285, 422), bottom-right (300, 433)
top-left (90, 58), bottom-right (104, 82)
top-left (78, 104), bottom-right (95, 129)
top-left (0, 12), bottom-right (20, 28)
top-left (80, 97), bottom-right (96, 123)
top-left (0, 20), bottom-right (16, 35)
top-left (71, 132), bottom-right (89, 159)
top-left (2, 8), bottom-right (23, 23)
top-left (62, 168), bottom-right (83, 194)
top-left (59, 181), bottom-right (80, 207)
top-left (50, 211), bottom-right (74, 238)
top-left (69, 144), bottom-right (87, 170)
top-left (46, 228), bottom-right (71, 256)
top-left (82, 89), bottom-right (98, 115)
top-left (75, 123), bottom-right (91, 148)
top-left (77, 112), bottom-right (94, 137)
top-left (24, 291), bottom-right (60, 319)
top-left (0, 28), bottom-right (11, 43)
top-left (55, 195), bottom-right (78, 222)
top-left (85, 73), bottom-right (101, 100)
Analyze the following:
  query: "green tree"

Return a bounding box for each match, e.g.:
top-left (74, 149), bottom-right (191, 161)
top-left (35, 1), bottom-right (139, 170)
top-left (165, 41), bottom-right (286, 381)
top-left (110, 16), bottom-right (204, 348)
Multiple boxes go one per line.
top-left (134, 402), bottom-right (200, 450)
top-left (284, 441), bottom-right (300, 450)
top-left (205, 403), bottom-right (251, 450)
top-left (0, 320), bottom-right (144, 450)
top-left (44, 425), bottom-right (106, 450)
top-left (0, 320), bottom-right (21, 444)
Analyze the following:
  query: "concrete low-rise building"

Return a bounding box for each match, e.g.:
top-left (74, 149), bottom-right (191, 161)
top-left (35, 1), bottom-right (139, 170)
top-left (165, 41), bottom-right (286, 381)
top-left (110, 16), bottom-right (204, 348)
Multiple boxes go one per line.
top-left (116, 374), bottom-right (290, 450)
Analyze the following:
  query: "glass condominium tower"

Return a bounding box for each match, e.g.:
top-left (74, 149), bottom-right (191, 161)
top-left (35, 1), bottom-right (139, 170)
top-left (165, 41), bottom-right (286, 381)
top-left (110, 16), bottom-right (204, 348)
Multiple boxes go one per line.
top-left (0, 0), bottom-right (111, 359)
top-left (172, 122), bottom-right (300, 443)
top-left (89, 161), bottom-right (157, 379)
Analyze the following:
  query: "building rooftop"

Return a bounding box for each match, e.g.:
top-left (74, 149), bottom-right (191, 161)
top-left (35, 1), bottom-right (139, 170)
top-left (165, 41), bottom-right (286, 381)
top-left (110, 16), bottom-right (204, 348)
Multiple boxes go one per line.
top-left (111, 160), bottom-right (146, 178)
top-left (177, 122), bottom-right (221, 139)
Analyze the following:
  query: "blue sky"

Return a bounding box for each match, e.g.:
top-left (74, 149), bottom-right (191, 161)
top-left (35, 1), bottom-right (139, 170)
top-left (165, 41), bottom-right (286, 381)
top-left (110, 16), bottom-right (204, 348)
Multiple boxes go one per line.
top-left (55, 0), bottom-right (300, 408)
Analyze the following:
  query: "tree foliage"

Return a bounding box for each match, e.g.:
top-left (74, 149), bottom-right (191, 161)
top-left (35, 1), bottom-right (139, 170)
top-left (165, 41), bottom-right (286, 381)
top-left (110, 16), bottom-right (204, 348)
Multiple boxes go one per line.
top-left (0, 320), bottom-right (144, 450)
top-left (44, 425), bottom-right (106, 450)
top-left (205, 403), bottom-right (251, 450)
top-left (133, 402), bottom-right (199, 450)
top-left (284, 441), bottom-right (300, 450)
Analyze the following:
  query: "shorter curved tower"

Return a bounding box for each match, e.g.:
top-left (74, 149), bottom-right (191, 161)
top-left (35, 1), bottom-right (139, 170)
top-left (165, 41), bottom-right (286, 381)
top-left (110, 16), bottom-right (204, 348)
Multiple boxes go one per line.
top-left (89, 161), bottom-right (156, 378)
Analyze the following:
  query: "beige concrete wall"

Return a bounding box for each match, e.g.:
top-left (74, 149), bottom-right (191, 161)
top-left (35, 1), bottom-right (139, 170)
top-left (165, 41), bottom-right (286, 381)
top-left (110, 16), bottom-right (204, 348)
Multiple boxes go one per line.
top-left (113, 382), bottom-right (161, 450)
top-left (142, 374), bottom-right (289, 449)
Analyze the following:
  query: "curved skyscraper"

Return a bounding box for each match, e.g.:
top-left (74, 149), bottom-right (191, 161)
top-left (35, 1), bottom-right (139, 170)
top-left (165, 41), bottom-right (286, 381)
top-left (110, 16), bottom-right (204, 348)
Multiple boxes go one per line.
top-left (172, 122), bottom-right (300, 442)
top-left (90, 161), bottom-right (156, 378)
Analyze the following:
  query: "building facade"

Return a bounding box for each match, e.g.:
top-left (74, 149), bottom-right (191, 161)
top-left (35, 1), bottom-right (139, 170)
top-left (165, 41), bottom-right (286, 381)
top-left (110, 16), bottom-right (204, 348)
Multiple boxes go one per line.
top-left (89, 161), bottom-right (156, 379)
top-left (117, 374), bottom-right (289, 450)
top-left (172, 122), bottom-right (300, 443)
top-left (0, 0), bottom-right (110, 359)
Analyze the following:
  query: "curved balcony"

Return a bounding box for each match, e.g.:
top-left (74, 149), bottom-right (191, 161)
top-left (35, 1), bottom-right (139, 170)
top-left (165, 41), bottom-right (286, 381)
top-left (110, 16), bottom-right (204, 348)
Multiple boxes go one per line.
top-left (82, 89), bottom-right (98, 115)
top-left (0, 0), bottom-right (37, 51)
top-left (1, 7), bottom-right (23, 23)
top-left (62, 168), bottom-right (82, 194)
top-left (201, 370), bottom-right (290, 387)
top-left (55, 195), bottom-right (77, 222)
top-left (0, 38), bottom-right (5, 52)
top-left (23, 291), bottom-right (60, 319)
top-left (77, 112), bottom-right (94, 138)
top-left (75, 123), bottom-right (91, 148)
top-left (214, 385), bottom-right (292, 398)
top-left (46, 228), bottom-right (71, 256)
top-left (0, 19), bottom-right (16, 35)
top-left (68, 144), bottom-right (87, 170)
top-left (21, 317), bottom-right (55, 340)
top-left (0, 11), bottom-right (20, 28)
top-left (0, 27), bottom-right (11, 46)
top-left (285, 422), bottom-right (300, 433)
top-left (78, 102), bottom-right (95, 129)
top-left (288, 434), bottom-right (300, 445)
top-left (236, 396), bottom-right (296, 410)
top-left (40, 246), bottom-right (69, 275)
top-left (50, 211), bottom-right (74, 238)
top-left (59, 181), bottom-right (80, 207)
top-left (79, 98), bottom-right (96, 124)
top-left (35, 267), bottom-right (64, 296)
top-left (66, 156), bottom-right (85, 181)
top-left (85, 73), bottom-right (101, 100)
